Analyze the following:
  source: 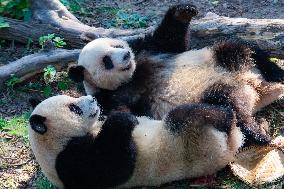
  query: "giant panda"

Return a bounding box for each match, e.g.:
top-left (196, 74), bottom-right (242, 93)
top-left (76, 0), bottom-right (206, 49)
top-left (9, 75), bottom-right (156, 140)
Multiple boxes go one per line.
top-left (68, 37), bottom-right (284, 146)
top-left (29, 95), bottom-right (244, 189)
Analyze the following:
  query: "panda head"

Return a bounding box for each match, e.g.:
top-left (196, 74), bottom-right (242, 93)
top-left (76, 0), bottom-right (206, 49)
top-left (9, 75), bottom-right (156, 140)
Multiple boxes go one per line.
top-left (29, 95), bottom-right (100, 136)
top-left (29, 95), bottom-right (101, 188)
top-left (69, 38), bottom-right (136, 91)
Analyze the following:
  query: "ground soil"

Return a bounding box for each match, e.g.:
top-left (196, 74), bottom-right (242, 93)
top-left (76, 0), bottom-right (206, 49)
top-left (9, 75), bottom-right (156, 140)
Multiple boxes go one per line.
top-left (0, 0), bottom-right (284, 188)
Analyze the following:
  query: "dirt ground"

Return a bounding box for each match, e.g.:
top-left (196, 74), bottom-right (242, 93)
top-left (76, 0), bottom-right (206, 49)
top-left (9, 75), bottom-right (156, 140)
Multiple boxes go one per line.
top-left (1, 0), bottom-right (284, 188)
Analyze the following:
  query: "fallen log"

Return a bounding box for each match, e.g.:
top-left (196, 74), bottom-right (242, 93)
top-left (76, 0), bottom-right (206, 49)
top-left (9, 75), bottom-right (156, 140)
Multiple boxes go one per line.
top-left (0, 49), bottom-right (80, 88)
top-left (190, 12), bottom-right (284, 58)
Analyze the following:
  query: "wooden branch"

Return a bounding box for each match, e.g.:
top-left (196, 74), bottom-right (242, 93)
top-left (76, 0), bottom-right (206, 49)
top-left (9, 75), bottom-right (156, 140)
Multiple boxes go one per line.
top-left (0, 49), bottom-right (80, 88)
top-left (190, 12), bottom-right (284, 58)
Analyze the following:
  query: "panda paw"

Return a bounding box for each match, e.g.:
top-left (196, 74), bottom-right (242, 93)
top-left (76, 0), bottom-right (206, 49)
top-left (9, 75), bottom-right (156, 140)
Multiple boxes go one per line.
top-left (170, 4), bottom-right (198, 23)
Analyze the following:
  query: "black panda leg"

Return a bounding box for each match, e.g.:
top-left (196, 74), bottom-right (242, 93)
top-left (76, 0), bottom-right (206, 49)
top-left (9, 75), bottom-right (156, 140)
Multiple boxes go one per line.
top-left (151, 4), bottom-right (198, 53)
top-left (201, 83), bottom-right (271, 145)
top-left (164, 103), bottom-right (235, 135)
top-left (251, 48), bottom-right (284, 82)
top-left (56, 112), bottom-right (138, 189)
top-left (135, 4), bottom-right (198, 54)
top-left (213, 41), bottom-right (284, 82)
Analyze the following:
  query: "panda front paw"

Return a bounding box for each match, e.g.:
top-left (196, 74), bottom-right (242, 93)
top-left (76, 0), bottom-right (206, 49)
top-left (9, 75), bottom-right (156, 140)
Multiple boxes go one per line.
top-left (170, 4), bottom-right (198, 23)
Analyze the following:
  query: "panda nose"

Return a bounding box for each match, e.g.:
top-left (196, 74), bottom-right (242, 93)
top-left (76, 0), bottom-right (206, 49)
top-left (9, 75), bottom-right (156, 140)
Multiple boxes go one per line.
top-left (123, 51), bottom-right (130, 61)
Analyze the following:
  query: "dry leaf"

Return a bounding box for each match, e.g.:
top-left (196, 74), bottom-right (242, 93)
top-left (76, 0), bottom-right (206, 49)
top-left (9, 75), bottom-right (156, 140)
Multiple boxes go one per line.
top-left (230, 136), bottom-right (284, 186)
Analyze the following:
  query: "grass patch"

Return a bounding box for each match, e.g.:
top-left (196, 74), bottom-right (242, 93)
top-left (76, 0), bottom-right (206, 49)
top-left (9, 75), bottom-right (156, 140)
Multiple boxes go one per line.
top-left (0, 112), bottom-right (31, 143)
top-left (60, 0), bottom-right (87, 15)
top-left (35, 178), bottom-right (55, 189)
top-left (105, 10), bottom-right (149, 29)
top-left (95, 6), bottom-right (119, 16)
top-left (221, 177), bottom-right (252, 189)
top-left (0, 0), bottom-right (32, 21)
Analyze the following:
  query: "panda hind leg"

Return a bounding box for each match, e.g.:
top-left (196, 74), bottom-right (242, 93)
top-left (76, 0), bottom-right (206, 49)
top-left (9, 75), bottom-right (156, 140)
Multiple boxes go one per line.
top-left (213, 41), bottom-right (254, 72)
top-left (201, 83), bottom-right (271, 145)
top-left (164, 103), bottom-right (235, 135)
top-left (254, 81), bottom-right (284, 112)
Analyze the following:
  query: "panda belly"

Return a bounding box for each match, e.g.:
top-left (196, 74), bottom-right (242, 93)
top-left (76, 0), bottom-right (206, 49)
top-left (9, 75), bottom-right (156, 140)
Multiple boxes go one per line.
top-left (148, 53), bottom-right (233, 119)
top-left (121, 114), bottom-right (243, 188)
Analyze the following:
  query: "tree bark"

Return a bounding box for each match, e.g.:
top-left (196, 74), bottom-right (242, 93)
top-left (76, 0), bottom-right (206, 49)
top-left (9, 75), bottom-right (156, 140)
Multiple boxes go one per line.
top-left (0, 49), bottom-right (80, 88)
top-left (190, 12), bottom-right (284, 58)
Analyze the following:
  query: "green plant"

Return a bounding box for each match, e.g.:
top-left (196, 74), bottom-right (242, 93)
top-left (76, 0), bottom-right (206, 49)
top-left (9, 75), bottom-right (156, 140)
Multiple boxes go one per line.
top-left (5, 74), bottom-right (21, 91)
top-left (39, 34), bottom-right (66, 49)
top-left (0, 112), bottom-right (30, 143)
top-left (43, 85), bottom-right (52, 97)
top-left (0, 117), bottom-right (8, 130)
top-left (0, 0), bottom-right (31, 21)
top-left (57, 71), bottom-right (71, 91)
top-left (43, 65), bottom-right (57, 84)
top-left (60, 0), bottom-right (86, 14)
top-left (39, 34), bottom-right (55, 49)
top-left (95, 6), bottom-right (119, 16)
top-left (26, 37), bottom-right (33, 50)
top-left (106, 10), bottom-right (149, 29)
top-left (53, 36), bottom-right (66, 48)
top-left (269, 57), bottom-right (279, 63)
top-left (0, 17), bottom-right (9, 28)
top-left (35, 178), bottom-right (55, 189)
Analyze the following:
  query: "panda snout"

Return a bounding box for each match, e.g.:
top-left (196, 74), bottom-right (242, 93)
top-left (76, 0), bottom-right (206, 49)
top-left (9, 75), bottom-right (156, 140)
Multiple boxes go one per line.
top-left (123, 51), bottom-right (131, 61)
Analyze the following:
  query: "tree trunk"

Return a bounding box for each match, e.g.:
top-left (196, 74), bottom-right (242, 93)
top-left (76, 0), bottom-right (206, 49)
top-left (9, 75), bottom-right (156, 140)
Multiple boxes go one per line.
top-left (190, 12), bottom-right (284, 58)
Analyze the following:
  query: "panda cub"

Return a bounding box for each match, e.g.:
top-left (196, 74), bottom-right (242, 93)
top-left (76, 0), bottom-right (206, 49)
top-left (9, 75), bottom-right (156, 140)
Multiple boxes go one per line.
top-left (29, 95), bottom-right (243, 189)
top-left (68, 37), bottom-right (284, 146)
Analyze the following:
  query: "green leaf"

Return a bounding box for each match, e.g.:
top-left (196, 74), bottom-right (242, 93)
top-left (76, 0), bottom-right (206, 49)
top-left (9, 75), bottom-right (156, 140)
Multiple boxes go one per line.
top-left (0, 118), bottom-right (8, 130)
top-left (0, 17), bottom-right (9, 28)
top-left (57, 81), bottom-right (68, 91)
top-left (43, 85), bottom-right (52, 97)
top-left (53, 36), bottom-right (66, 48)
top-left (43, 65), bottom-right (57, 83)
top-left (5, 74), bottom-right (21, 90)
top-left (269, 57), bottom-right (279, 63)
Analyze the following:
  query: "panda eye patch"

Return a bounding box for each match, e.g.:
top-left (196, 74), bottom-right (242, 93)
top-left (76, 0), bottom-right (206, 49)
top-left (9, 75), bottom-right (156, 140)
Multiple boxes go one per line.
top-left (112, 45), bottom-right (124, 49)
top-left (103, 55), bottom-right (114, 70)
top-left (68, 103), bottom-right (83, 115)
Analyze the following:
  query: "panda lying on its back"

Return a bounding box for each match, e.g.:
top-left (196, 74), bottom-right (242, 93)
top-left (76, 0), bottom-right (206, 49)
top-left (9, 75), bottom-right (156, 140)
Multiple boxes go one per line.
top-left (68, 37), bottom-right (284, 146)
top-left (29, 95), bottom-right (243, 189)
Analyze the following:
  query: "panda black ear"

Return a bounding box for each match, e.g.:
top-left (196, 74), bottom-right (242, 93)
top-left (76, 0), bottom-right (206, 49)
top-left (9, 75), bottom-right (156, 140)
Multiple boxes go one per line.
top-left (68, 65), bottom-right (85, 83)
top-left (29, 98), bottom-right (42, 109)
top-left (29, 114), bottom-right (47, 134)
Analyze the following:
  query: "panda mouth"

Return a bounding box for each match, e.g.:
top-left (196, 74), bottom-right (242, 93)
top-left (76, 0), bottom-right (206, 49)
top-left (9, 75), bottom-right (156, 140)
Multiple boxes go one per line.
top-left (120, 64), bottom-right (132, 71)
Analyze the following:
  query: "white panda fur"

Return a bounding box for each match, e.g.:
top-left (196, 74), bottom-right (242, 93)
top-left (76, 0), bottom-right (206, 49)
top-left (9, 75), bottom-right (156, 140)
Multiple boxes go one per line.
top-left (29, 95), bottom-right (244, 189)
top-left (69, 37), bottom-right (284, 145)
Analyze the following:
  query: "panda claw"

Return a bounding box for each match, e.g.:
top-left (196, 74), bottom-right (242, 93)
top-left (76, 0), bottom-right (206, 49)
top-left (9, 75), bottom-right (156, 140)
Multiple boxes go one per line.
top-left (171, 4), bottom-right (198, 22)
